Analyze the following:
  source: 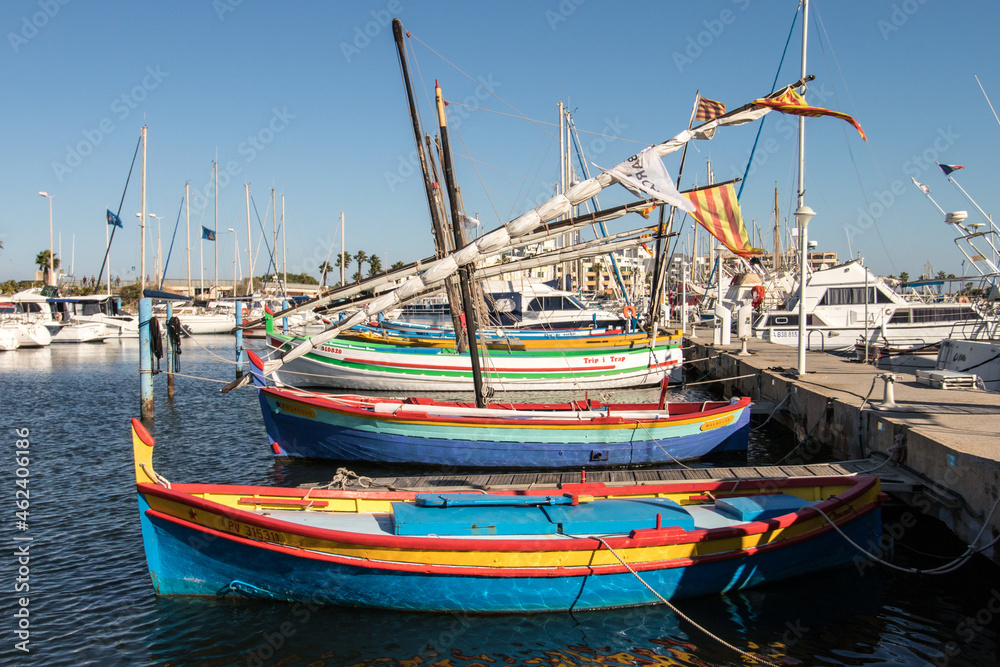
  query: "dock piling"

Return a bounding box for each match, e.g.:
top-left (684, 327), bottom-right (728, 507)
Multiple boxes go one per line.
top-left (235, 301), bottom-right (244, 378)
top-left (138, 298), bottom-right (154, 419)
top-left (166, 301), bottom-right (175, 399)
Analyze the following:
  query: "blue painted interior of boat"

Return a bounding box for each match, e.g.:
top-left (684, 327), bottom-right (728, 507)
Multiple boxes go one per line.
top-left (715, 493), bottom-right (812, 522)
top-left (392, 497), bottom-right (694, 536)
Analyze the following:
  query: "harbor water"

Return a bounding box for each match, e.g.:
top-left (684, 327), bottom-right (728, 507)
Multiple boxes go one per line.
top-left (0, 337), bottom-right (998, 666)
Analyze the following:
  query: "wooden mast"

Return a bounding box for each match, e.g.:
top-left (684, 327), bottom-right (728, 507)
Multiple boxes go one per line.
top-left (436, 80), bottom-right (487, 408)
top-left (392, 18), bottom-right (468, 351)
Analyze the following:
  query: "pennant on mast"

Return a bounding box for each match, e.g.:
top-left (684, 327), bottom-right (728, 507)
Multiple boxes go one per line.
top-left (695, 96), bottom-right (725, 122)
top-left (752, 88), bottom-right (866, 141)
top-left (683, 182), bottom-right (763, 258)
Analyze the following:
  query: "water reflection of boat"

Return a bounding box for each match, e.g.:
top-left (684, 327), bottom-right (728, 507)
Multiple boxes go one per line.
top-left (131, 417), bottom-right (881, 613)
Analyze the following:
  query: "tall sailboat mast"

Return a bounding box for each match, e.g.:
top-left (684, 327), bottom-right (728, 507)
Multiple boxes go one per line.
top-left (392, 18), bottom-right (468, 350)
top-left (282, 195), bottom-right (287, 290)
top-left (186, 181), bottom-right (192, 297)
top-left (140, 125), bottom-right (147, 294)
top-left (245, 183), bottom-right (252, 297)
top-left (436, 80), bottom-right (486, 408)
top-left (213, 161), bottom-right (219, 298)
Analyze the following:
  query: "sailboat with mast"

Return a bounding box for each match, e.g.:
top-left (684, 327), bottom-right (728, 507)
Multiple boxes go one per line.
top-left (237, 22), bottom-right (878, 467)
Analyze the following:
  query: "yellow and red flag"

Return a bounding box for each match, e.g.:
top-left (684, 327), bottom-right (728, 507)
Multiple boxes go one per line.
top-left (682, 182), bottom-right (764, 258)
top-left (695, 96), bottom-right (726, 122)
top-left (752, 88), bottom-right (866, 141)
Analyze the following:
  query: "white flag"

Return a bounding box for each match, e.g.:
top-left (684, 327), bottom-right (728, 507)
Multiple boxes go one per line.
top-left (604, 146), bottom-right (695, 213)
top-left (910, 176), bottom-right (931, 194)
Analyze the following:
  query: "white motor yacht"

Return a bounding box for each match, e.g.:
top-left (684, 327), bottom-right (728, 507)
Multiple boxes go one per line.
top-left (752, 260), bottom-right (997, 351)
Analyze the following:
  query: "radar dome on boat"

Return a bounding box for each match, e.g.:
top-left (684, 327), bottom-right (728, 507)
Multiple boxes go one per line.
top-left (946, 211), bottom-right (968, 224)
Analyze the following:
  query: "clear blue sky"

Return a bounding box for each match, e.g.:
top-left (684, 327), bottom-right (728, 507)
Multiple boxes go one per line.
top-left (2, 0), bottom-right (997, 284)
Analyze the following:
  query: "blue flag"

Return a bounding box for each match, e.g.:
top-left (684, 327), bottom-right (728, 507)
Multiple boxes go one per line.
top-left (202, 226), bottom-right (216, 241)
top-left (938, 163), bottom-right (965, 176)
top-left (107, 209), bottom-right (123, 228)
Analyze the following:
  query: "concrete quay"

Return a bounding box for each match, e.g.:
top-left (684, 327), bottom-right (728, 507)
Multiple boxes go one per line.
top-left (684, 333), bottom-right (1000, 566)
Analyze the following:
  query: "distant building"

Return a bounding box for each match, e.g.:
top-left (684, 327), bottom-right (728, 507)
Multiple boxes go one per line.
top-left (808, 251), bottom-right (838, 271)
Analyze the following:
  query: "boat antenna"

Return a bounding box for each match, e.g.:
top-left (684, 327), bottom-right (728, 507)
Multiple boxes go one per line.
top-left (974, 74), bottom-right (1000, 132)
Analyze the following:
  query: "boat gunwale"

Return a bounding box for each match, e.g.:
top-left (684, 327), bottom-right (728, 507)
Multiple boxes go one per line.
top-left (259, 387), bottom-right (752, 428)
top-left (137, 474), bottom-right (878, 554)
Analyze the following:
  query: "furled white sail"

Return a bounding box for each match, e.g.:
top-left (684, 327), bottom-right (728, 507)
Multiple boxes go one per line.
top-left (259, 81), bottom-right (804, 377)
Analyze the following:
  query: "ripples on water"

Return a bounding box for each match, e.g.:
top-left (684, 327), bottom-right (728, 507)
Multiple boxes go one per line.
top-left (0, 339), bottom-right (997, 666)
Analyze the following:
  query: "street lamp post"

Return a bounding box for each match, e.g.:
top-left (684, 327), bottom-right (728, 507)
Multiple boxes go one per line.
top-left (38, 192), bottom-right (54, 285)
top-left (794, 205), bottom-right (816, 376)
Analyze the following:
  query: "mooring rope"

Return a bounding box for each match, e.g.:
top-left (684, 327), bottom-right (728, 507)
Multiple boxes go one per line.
top-left (682, 372), bottom-right (758, 388)
top-left (813, 495), bottom-right (1000, 575)
top-left (594, 537), bottom-right (780, 666)
top-left (751, 391), bottom-right (791, 432)
top-left (635, 421), bottom-right (695, 469)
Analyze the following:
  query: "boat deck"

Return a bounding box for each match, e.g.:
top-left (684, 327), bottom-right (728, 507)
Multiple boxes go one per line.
top-left (259, 497), bottom-right (782, 537)
top-left (298, 455), bottom-right (920, 494)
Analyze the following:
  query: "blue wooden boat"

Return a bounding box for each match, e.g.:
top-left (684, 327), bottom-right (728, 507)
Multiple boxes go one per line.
top-left (248, 351), bottom-right (751, 468)
top-left (131, 417), bottom-right (883, 612)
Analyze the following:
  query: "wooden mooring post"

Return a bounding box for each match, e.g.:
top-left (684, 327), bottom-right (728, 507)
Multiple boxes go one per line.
top-left (138, 298), bottom-right (154, 419)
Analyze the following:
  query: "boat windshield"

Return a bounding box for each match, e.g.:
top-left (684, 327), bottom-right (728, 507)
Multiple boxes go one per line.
top-left (818, 287), bottom-right (894, 306)
top-left (526, 296), bottom-right (584, 312)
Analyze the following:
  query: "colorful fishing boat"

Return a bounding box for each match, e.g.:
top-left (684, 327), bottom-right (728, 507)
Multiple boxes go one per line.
top-left (337, 323), bottom-right (665, 351)
top-left (131, 417), bottom-right (883, 612)
top-left (264, 315), bottom-right (683, 391)
top-left (248, 351), bottom-right (750, 467)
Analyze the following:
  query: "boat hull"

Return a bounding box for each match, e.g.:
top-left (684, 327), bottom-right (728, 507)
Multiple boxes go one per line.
top-left (257, 390), bottom-right (751, 468)
top-left (1, 322), bottom-right (51, 347)
top-left (137, 492), bottom-right (879, 613)
top-left (267, 332), bottom-right (682, 391)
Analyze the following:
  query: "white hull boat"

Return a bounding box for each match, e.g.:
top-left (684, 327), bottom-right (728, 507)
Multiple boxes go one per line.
top-left (46, 321), bottom-right (112, 344)
top-left (0, 328), bottom-right (19, 351)
top-left (753, 261), bottom-right (998, 351)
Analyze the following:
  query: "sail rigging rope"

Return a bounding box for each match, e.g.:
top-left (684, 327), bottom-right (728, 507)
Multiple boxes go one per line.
top-left (594, 537), bottom-right (780, 666)
top-left (737, 4), bottom-right (800, 200)
top-left (812, 4), bottom-right (897, 274)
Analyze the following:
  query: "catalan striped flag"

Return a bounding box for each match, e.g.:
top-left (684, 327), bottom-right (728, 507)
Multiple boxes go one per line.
top-left (752, 88), bottom-right (866, 141)
top-left (695, 96), bottom-right (726, 122)
top-left (682, 182), bottom-right (764, 258)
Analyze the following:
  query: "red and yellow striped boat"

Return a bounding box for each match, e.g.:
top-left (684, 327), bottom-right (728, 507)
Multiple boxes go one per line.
top-left (132, 418), bottom-right (883, 613)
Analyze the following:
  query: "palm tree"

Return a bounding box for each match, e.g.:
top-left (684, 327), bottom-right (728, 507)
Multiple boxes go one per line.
top-left (353, 250), bottom-right (368, 283)
top-left (318, 261), bottom-right (334, 287)
top-left (334, 251), bottom-right (351, 284)
top-left (390, 260), bottom-right (406, 271)
top-left (367, 253), bottom-right (382, 278)
top-left (35, 250), bottom-right (59, 271)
